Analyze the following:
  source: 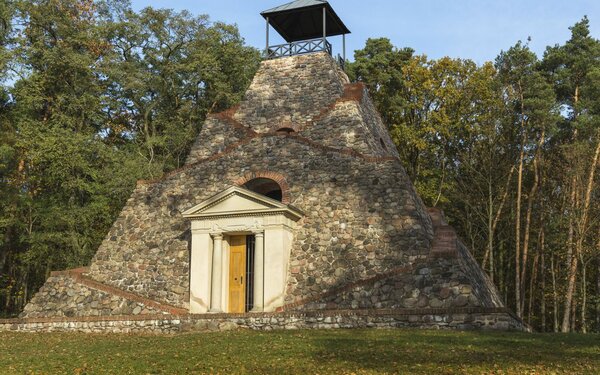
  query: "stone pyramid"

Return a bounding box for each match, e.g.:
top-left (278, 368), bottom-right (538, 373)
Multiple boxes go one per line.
top-left (11, 52), bottom-right (524, 332)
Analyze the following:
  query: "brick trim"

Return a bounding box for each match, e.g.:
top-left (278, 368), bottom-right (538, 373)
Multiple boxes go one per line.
top-left (208, 105), bottom-right (257, 137)
top-left (310, 83), bottom-right (366, 123)
top-left (429, 225), bottom-right (459, 259)
top-left (137, 133), bottom-right (397, 187)
top-left (50, 268), bottom-right (187, 316)
top-left (234, 171), bottom-right (291, 204)
top-left (260, 82), bottom-right (367, 134)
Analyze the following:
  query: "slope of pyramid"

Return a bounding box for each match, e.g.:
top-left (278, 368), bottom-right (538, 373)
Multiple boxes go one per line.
top-left (11, 52), bottom-right (524, 332)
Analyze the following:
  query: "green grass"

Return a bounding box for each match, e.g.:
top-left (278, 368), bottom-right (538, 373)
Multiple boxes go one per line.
top-left (1, 329), bottom-right (599, 374)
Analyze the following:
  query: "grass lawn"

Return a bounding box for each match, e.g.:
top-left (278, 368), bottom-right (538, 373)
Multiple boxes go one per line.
top-left (1, 329), bottom-right (599, 374)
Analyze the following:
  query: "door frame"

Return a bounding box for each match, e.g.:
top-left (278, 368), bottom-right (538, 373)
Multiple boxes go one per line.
top-left (184, 185), bottom-right (303, 314)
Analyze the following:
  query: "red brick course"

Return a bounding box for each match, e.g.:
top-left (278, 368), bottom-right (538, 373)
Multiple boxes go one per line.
top-left (308, 82), bottom-right (366, 124)
top-left (137, 133), bottom-right (397, 187)
top-left (50, 268), bottom-right (187, 316)
top-left (430, 226), bottom-right (459, 259)
top-left (207, 105), bottom-right (256, 137)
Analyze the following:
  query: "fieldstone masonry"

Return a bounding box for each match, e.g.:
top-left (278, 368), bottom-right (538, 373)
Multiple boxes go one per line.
top-left (20, 275), bottom-right (164, 318)
top-left (4, 52), bottom-right (525, 333)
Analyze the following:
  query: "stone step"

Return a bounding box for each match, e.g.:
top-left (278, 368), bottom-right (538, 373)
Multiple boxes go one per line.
top-left (430, 249), bottom-right (458, 259)
top-left (430, 223), bottom-right (458, 259)
top-left (427, 207), bottom-right (448, 229)
top-left (51, 268), bottom-right (188, 316)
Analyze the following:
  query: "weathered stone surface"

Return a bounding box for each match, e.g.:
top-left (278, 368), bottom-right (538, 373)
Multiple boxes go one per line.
top-left (298, 256), bottom-right (487, 311)
top-left (233, 53), bottom-right (349, 131)
top-left (1, 309), bottom-right (525, 334)
top-left (87, 135), bottom-right (432, 308)
top-left (20, 275), bottom-right (164, 319)
top-left (17, 52), bottom-right (519, 332)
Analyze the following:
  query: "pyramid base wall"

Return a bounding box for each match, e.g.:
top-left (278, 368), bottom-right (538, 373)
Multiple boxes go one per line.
top-left (0, 308), bottom-right (526, 334)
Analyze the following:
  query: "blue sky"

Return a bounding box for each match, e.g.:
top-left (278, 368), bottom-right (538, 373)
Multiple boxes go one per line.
top-left (130, 0), bottom-right (600, 64)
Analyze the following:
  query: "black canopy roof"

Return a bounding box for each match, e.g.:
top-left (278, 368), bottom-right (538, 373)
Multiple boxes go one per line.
top-left (261, 0), bottom-right (351, 43)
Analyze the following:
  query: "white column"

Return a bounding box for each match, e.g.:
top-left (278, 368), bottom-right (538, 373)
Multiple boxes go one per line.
top-left (189, 230), bottom-right (212, 314)
top-left (252, 232), bottom-right (265, 312)
top-left (263, 226), bottom-right (292, 312)
top-left (210, 233), bottom-right (223, 312)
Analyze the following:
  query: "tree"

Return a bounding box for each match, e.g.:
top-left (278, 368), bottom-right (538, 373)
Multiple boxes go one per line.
top-left (449, 62), bottom-right (513, 285)
top-left (495, 41), bottom-right (556, 317)
top-left (349, 40), bottom-right (491, 206)
top-left (0, 0), bottom-right (259, 315)
top-left (542, 17), bottom-right (600, 332)
top-left (348, 21), bottom-right (600, 332)
top-left (104, 7), bottom-right (260, 174)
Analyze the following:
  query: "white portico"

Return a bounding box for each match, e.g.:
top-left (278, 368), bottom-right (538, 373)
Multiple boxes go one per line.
top-left (182, 186), bottom-right (303, 314)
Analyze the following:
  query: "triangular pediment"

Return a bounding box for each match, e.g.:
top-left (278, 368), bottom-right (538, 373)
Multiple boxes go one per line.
top-left (182, 186), bottom-right (303, 220)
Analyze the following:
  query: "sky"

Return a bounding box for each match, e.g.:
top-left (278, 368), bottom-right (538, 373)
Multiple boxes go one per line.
top-left (130, 0), bottom-right (600, 64)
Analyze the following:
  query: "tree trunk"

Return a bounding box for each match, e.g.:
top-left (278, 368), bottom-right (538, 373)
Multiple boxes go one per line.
top-left (487, 176), bottom-right (494, 282)
top-left (562, 203), bottom-right (576, 332)
top-left (527, 234), bottom-right (541, 326)
top-left (551, 253), bottom-right (559, 332)
top-left (17, 268), bottom-right (29, 314)
top-left (562, 135), bottom-right (600, 332)
top-left (520, 131), bottom-right (544, 314)
top-left (515, 131), bottom-right (526, 317)
top-left (482, 165), bottom-right (515, 280)
top-left (499, 241), bottom-right (507, 305)
top-left (541, 232), bottom-right (546, 332)
top-left (596, 257), bottom-right (600, 332)
top-left (581, 255), bottom-right (588, 334)
top-left (571, 297), bottom-right (577, 332)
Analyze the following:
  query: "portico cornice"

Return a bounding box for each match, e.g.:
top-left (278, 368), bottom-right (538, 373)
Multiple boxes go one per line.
top-left (182, 186), bottom-right (304, 221)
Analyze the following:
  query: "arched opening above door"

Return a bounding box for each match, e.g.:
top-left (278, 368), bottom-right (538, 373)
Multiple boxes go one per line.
top-left (243, 178), bottom-right (283, 202)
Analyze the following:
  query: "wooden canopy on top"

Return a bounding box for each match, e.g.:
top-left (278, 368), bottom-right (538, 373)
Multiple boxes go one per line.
top-left (261, 0), bottom-right (350, 43)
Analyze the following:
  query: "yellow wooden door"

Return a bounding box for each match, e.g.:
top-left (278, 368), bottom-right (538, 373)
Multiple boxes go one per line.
top-left (228, 236), bottom-right (246, 313)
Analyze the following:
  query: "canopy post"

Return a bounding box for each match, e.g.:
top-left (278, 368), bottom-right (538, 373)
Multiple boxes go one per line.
top-left (343, 33), bottom-right (346, 62)
top-left (266, 17), bottom-right (270, 56)
top-left (322, 6), bottom-right (326, 48)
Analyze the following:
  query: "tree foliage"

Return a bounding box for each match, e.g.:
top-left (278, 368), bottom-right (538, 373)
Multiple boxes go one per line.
top-left (0, 0), bottom-right (259, 315)
top-left (348, 18), bottom-right (600, 333)
top-left (1, 1), bottom-right (598, 335)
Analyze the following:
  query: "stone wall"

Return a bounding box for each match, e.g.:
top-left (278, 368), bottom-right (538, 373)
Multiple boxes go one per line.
top-left (20, 275), bottom-right (165, 319)
top-left (233, 52), bottom-right (349, 130)
top-left (185, 113), bottom-right (255, 164)
top-left (301, 100), bottom-right (386, 157)
top-left (186, 54), bottom-right (399, 166)
top-left (358, 92), bottom-right (399, 157)
top-left (455, 240), bottom-right (504, 307)
top-left (296, 258), bottom-right (486, 311)
top-left (88, 135), bottom-right (433, 309)
top-left (1, 308), bottom-right (525, 334)
top-left (19, 52), bottom-right (515, 331)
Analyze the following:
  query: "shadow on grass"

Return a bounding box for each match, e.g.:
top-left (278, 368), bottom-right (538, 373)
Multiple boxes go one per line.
top-left (307, 330), bottom-right (600, 373)
top-left (1, 329), bottom-right (599, 374)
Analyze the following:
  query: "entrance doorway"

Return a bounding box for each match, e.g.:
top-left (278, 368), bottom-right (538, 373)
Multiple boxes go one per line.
top-left (228, 235), bottom-right (255, 313)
